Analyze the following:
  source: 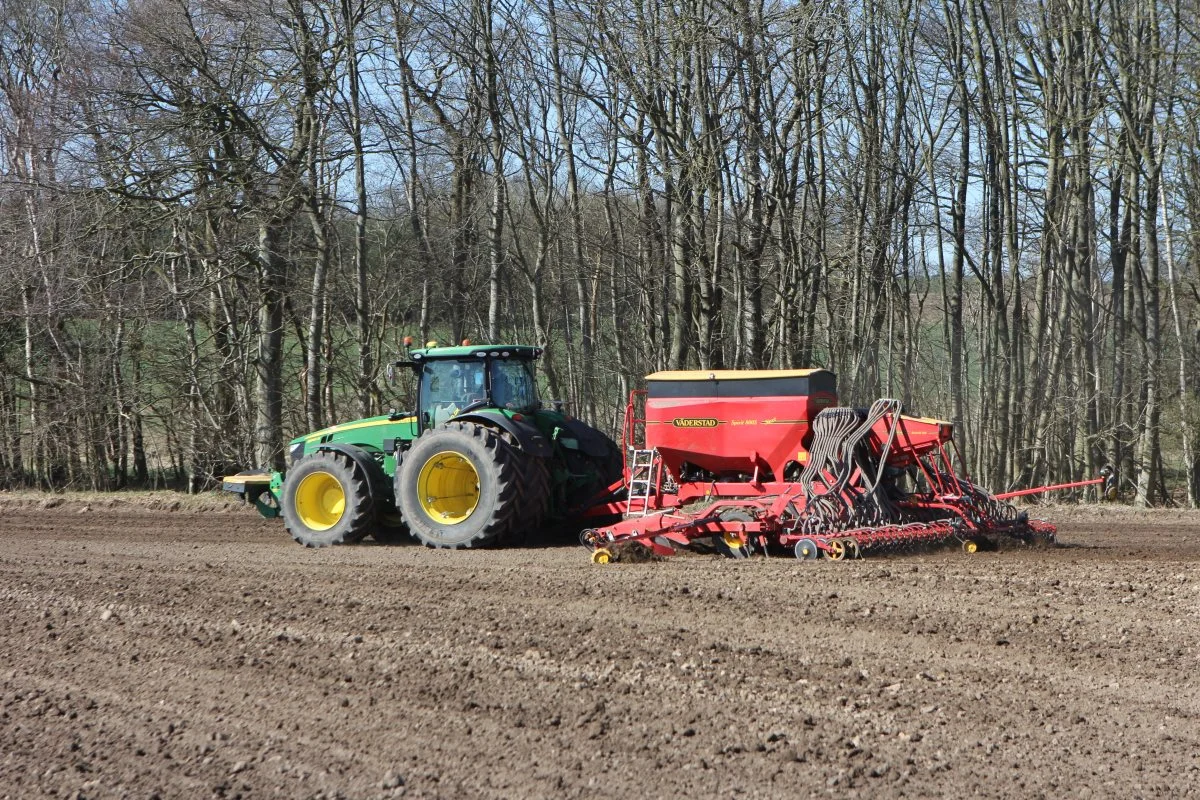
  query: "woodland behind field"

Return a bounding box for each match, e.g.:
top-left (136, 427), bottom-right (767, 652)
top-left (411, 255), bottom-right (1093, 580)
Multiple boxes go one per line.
top-left (1, 0), bottom-right (1198, 505)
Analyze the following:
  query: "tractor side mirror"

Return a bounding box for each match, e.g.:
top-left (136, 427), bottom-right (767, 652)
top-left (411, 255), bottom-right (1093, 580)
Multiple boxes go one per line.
top-left (386, 361), bottom-right (396, 383)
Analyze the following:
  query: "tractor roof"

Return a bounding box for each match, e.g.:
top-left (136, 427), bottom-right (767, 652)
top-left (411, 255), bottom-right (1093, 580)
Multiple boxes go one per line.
top-left (409, 344), bottom-right (542, 361)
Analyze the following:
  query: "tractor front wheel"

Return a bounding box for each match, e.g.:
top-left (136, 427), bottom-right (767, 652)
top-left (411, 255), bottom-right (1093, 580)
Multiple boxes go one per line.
top-left (282, 450), bottom-right (375, 547)
top-left (397, 421), bottom-right (522, 548)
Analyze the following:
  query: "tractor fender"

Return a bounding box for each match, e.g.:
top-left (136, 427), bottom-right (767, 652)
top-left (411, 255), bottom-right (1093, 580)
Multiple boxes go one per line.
top-left (555, 417), bottom-right (613, 458)
top-left (313, 442), bottom-right (386, 506)
top-left (453, 411), bottom-right (553, 458)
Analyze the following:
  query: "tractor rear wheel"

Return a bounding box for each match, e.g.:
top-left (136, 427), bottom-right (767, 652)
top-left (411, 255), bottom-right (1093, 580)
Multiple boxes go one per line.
top-left (522, 457), bottom-right (552, 527)
top-left (494, 430), bottom-right (550, 537)
top-left (397, 421), bottom-right (522, 548)
top-left (282, 450), bottom-right (374, 547)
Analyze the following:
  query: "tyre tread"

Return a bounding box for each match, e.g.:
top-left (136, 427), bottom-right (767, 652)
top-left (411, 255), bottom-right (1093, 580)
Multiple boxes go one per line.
top-left (398, 421), bottom-right (523, 548)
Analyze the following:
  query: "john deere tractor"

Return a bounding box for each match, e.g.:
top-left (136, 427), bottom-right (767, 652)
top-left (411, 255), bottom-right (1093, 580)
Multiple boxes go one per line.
top-left (224, 344), bottom-right (623, 548)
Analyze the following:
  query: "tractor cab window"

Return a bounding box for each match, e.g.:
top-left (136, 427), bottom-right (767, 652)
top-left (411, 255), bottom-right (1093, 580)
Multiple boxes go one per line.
top-left (421, 360), bottom-right (486, 427)
top-left (490, 359), bottom-right (538, 411)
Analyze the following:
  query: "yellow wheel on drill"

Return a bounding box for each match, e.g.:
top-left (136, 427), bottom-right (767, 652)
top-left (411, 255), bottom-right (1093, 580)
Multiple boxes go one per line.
top-left (962, 539), bottom-right (978, 555)
top-left (591, 548), bottom-right (613, 565)
top-left (827, 539), bottom-right (846, 561)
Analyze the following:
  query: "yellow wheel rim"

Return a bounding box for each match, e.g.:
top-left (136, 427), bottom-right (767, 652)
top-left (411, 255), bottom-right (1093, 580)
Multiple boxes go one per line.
top-left (722, 531), bottom-right (744, 549)
top-left (417, 451), bottom-right (480, 524)
top-left (963, 539), bottom-right (978, 554)
top-left (827, 540), bottom-right (846, 561)
top-left (591, 548), bottom-right (612, 565)
top-left (295, 471), bottom-right (346, 531)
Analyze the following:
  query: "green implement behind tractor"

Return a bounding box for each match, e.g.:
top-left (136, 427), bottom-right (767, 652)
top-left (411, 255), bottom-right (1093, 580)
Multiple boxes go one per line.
top-left (224, 344), bottom-right (623, 548)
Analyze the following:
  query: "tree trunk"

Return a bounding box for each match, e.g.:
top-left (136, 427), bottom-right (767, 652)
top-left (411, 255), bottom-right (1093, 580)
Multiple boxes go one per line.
top-left (255, 222), bottom-right (286, 471)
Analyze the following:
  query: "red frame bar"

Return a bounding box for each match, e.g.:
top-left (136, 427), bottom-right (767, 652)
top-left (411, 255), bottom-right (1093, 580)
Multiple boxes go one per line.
top-left (993, 476), bottom-right (1105, 500)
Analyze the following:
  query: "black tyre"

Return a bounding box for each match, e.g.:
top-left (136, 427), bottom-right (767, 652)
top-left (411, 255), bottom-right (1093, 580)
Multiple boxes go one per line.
top-left (559, 435), bottom-right (625, 514)
top-left (494, 430), bottom-right (551, 533)
top-left (282, 450), bottom-right (374, 547)
top-left (518, 455), bottom-right (552, 529)
top-left (603, 439), bottom-right (625, 485)
top-left (588, 437), bottom-right (625, 500)
top-left (397, 421), bottom-right (522, 548)
top-left (370, 450), bottom-right (409, 544)
top-left (371, 513), bottom-right (410, 544)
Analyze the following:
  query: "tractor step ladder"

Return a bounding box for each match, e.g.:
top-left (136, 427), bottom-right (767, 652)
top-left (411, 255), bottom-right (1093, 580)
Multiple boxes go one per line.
top-left (626, 448), bottom-right (661, 516)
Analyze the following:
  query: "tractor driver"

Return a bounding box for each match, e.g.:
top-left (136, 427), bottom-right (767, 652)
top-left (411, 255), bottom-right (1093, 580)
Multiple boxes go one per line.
top-left (455, 362), bottom-right (486, 405)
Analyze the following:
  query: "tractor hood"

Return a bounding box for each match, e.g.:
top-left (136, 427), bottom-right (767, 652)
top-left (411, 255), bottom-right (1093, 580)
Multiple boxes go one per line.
top-left (288, 414), bottom-right (418, 463)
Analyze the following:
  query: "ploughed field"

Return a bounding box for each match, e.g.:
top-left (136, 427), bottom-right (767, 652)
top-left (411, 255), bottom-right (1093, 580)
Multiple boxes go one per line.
top-left (1, 498), bottom-right (1198, 799)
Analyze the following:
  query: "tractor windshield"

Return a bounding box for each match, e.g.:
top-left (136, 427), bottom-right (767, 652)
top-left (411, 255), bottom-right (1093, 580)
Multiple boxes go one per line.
top-left (418, 356), bottom-right (539, 427)
top-left (490, 359), bottom-right (539, 411)
top-left (421, 360), bottom-right (487, 427)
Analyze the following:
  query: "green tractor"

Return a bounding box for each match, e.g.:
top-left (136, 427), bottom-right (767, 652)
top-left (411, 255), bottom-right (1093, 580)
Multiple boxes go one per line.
top-left (224, 343), bottom-right (623, 548)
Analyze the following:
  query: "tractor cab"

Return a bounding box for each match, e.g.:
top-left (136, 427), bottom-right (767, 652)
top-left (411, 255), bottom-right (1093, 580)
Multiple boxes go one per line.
top-left (409, 344), bottom-right (543, 431)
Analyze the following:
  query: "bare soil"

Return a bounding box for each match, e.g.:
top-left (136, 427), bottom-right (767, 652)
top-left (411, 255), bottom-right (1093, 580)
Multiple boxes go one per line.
top-left (2, 497), bottom-right (1198, 799)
